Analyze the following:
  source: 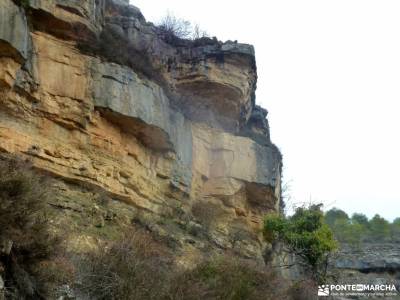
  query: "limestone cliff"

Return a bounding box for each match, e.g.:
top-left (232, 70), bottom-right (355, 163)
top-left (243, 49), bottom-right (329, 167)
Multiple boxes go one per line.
top-left (0, 0), bottom-right (281, 278)
top-left (333, 243), bottom-right (400, 294)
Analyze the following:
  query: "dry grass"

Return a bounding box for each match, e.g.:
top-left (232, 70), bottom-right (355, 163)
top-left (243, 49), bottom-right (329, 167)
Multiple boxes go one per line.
top-left (191, 201), bottom-right (224, 231)
top-left (167, 255), bottom-right (285, 300)
top-left (286, 279), bottom-right (318, 300)
top-left (73, 227), bottom-right (294, 300)
top-left (75, 229), bottom-right (172, 300)
top-left (0, 157), bottom-right (60, 298)
top-left (0, 157), bottom-right (56, 259)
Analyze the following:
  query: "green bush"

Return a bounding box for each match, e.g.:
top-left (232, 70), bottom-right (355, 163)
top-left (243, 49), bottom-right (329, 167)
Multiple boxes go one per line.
top-left (264, 205), bottom-right (337, 283)
top-left (167, 256), bottom-right (282, 300)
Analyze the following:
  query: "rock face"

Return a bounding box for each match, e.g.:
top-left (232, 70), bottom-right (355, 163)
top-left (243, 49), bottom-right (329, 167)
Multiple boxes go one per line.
top-left (333, 243), bottom-right (400, 292)
top-left (0, 0), bottom-right (281, 264)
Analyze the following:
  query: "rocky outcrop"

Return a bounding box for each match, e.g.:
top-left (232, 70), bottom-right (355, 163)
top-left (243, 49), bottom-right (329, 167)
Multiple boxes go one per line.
top-left (0, 0), bottom-right (30, 62)
top-left (335, 243), bottom-right (400, 273)
top-left (333, 243), bottom-right (400, 292)
top-left (0, 0), bottom-right (281, 266)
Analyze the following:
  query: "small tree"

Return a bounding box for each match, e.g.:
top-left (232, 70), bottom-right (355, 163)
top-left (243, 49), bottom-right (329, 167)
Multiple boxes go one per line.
top-left (192, 24), bottom-right (208, 40)
top-left (263, 205), bottom-right (337, 283)
top-left (157, 13), bottom-right (192, 43)
top-left (393, 218), bottom-right (400, 226)
top-left (324, 208), bottom-right (349, 228)
top-left (390, 218), bottom-right (400, 240)
top-left (368, 214), bottom-right (390, 241)
top-left (333, 218), bottom-right (363, 246)
top-left (157, 13), bottom-right (209, 44)
top-left (351, 213), bottom-right (369, 228)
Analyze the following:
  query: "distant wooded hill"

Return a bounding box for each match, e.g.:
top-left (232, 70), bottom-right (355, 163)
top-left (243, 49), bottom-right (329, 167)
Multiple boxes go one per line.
top-left (324, 208), bottom-right (400, 245)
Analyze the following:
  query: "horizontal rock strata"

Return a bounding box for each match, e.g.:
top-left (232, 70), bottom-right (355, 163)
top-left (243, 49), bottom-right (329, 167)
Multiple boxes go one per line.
top-left (0, 0), bottom-right (282, 261)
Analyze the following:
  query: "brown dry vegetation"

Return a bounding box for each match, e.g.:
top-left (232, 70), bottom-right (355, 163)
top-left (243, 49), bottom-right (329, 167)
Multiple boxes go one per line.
top-left (74, 229), bottom-right (172, 300)
top-left (0, 157), bottom-right (60, 299)
top-left (76, 232), bottom-right (289, 300)
top-left (0, 157), bottom-right (313, 299)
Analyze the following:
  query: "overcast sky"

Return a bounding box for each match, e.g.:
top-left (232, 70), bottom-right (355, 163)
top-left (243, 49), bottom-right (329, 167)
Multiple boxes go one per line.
top-left (131, 0), bottom-right (400, 221)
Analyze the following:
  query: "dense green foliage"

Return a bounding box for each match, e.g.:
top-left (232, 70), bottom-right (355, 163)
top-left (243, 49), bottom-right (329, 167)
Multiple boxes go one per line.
top-left (324, 208), bottom-right (399, 245)
top-left (263, 205), bottom-right (337, 283)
